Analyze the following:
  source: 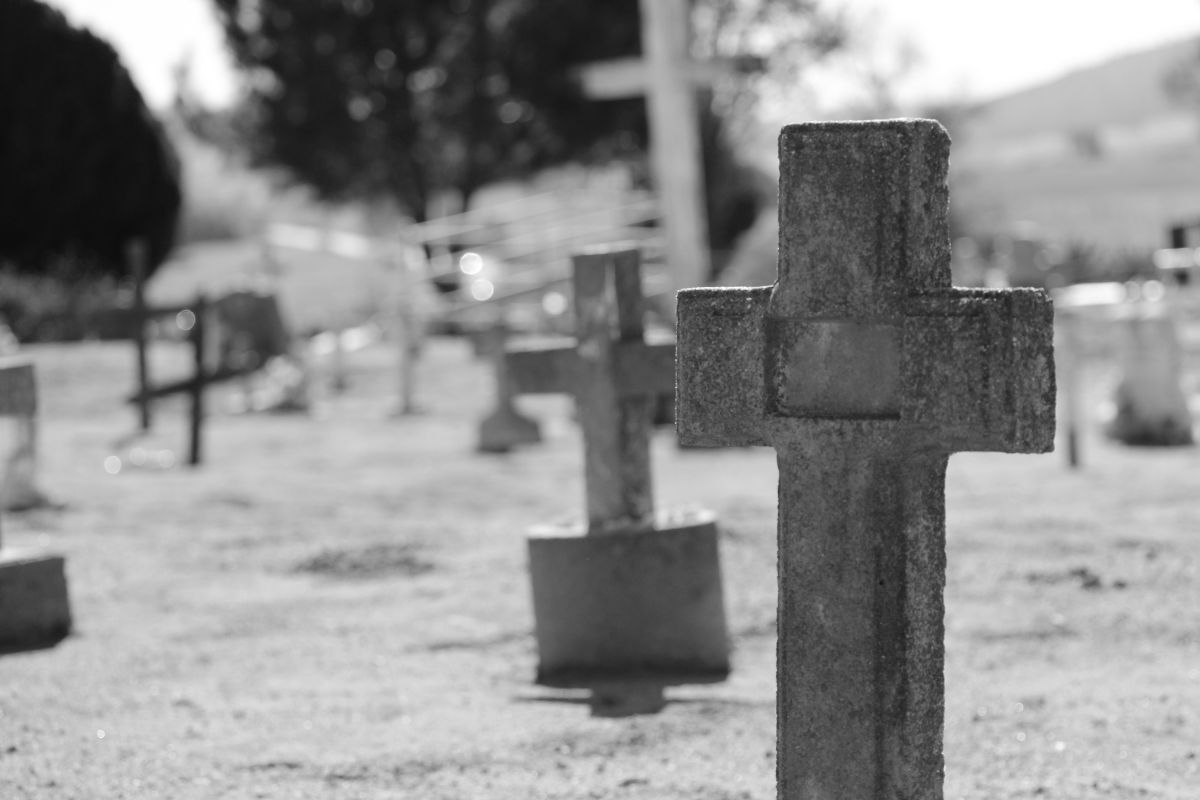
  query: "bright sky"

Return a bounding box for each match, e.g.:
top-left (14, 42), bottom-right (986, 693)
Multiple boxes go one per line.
top-left (45, 0), bottom-right (1200, 110)
top-left (841, 0), bottom-right (1200, 105)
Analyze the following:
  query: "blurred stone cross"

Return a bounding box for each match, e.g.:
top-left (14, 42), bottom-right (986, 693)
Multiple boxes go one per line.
top-left (513, 245), bottom-right (729, 716)
top-left (475, 319), bottom-right (543, 453)
top-left (509, 246), bottom-right (675, 532)
top-left (0, 358), bottom-right (71, 649)
top-left (577, 0), bottom-right (759, 306)
top-left (676, 120), bottom-right (1056, 798)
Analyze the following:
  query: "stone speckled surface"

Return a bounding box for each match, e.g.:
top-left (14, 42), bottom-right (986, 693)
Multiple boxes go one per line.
top-left (675, 119), bottom-right (1056, 799)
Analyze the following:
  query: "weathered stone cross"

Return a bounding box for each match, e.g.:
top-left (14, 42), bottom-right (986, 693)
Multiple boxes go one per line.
top-left (508, 245), bottom-right (675, 532)
top-left (676, 120), bottom-right (1056, 797)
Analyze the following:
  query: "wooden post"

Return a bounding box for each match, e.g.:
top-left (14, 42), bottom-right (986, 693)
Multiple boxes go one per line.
top-left (393, 245), bottom-right (427, 416)
top-left (128, 239), bottom-right (152, 432)
top-left (188, 296), bottom-right (207, 468)
top-left (577, 0), bottom-right (714, 305)
top-left (639, 0), bottom-right (711, 298)
top-left (676, 121), bottom-right (1056, 798)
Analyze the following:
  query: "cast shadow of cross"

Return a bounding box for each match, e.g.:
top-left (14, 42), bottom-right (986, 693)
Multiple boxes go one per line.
top-left (676, 119), bottom-right (1056, 799)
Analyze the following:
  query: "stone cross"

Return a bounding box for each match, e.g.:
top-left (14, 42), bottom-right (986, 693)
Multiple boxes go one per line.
top-left (518, 244), bottom-right (727, 716)
top-left (476, 319), bottom-right (543, 454)
top-left (676, 120), bottom-right (1056, 798)
top-left (508, 245), bottom-right (675, 532)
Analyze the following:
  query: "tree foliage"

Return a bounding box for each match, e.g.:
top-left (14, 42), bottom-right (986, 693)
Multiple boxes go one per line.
top-left (209, 0), bottom-right (843, 245)
top-left (0, 0), bottom-right (182, 278)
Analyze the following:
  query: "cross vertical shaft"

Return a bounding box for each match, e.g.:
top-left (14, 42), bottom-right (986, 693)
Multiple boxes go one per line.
top-left (675, 119), bottom-right (1055, 799)
top-left (776, 432), bottom-right (947, 797)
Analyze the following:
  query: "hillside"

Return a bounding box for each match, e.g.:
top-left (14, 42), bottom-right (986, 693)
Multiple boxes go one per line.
top-left (951, 35), bottom-right (1200, 253)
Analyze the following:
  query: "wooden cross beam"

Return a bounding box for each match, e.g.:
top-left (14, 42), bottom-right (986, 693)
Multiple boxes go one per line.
top-left (578, 0), bottom-right (714, 307)
top-left (676, 120), bottom-right (1056, 799)
top-left (507, 246), bottom-right (674, 532)
top-left (0, 359), bottom-right (37, 550)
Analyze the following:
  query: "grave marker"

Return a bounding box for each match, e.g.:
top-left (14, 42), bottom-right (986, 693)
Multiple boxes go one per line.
top-left (475, 319), bottom-right (543, 453)
top-left (0, 358), bottom-right (71, 649)
top-left (676, 120), bottom-right (1055, 797)
top-left (517, 245), bottom-right (729, 715)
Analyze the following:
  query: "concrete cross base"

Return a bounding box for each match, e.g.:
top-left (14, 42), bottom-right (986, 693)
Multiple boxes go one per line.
top-left (0, 547), bottom-right (71, 651)
top-left (527, 509), bottom-right (730, 715)
top-left (476, 405), bottom-right (542, 453)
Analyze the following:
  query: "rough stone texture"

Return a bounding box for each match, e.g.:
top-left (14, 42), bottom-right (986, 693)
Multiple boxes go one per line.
top-left (522, 246), bottom-right (730, 706)
top-left (527, 510), bottom-right (728, 688)
top-left (0, 547), bottom-right (71, 650)
top-left (675, 119), bottom-right (1056, 800)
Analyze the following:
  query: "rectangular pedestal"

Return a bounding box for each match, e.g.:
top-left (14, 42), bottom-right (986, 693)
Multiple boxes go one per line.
top-left (527, 512), bottom-right (729, 688)
top-left (0, 547), bottom-right (72, 650)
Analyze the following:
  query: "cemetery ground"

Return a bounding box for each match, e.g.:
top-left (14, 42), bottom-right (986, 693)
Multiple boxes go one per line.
top-left (0, 333), bottom-right (1197, 799)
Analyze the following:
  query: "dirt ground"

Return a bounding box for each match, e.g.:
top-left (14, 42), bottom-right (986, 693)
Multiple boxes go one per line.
top-left (0, 335), bottom-right (1197, 799)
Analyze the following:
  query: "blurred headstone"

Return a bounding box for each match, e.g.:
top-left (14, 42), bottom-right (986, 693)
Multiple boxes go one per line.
top-left (0, 358), bottom-right (71, 649)
top-left (0, 328), bottom-right (47, 511)
top-left (676, 120), bottom-right (1055, 797)
top-left (1105, 304), bottom-right (1194, 446)
top-left (475, 321), bottom-right (542, 453)
top-left (517, 245), bottom-right (728, 716)
top-left (214, 290), bottom-right (309, 413)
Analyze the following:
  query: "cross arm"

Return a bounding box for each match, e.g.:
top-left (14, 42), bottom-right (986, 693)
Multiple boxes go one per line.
top-left (675, 286), bottom-right (772, 447)
top-left (901, 288), bottom-right (1056, 454)
top-left (507, 339), bottom-right (675, 399)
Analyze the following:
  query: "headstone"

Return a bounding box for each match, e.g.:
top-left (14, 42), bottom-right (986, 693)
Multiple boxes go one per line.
top-left (475, 320), bottom-right (542, 453)
top-left (514, 245), bottom-right (729, 716)
top-left (127, 239), bottom-right (152, 431)
top-left (676, 120), bottom-right (1055, 797)
top-left (0, 358), bottom-right (71, 649)
top-left (1105, 304), bottom-right (1193, 446)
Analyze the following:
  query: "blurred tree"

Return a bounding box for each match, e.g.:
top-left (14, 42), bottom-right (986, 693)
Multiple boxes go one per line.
top-left (0, 0), bottom-right (182, 278)
top-left (207, 0), bottom-right (844, 251)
